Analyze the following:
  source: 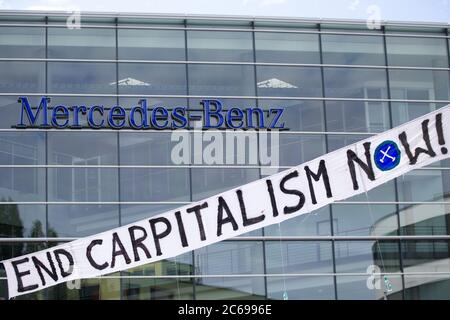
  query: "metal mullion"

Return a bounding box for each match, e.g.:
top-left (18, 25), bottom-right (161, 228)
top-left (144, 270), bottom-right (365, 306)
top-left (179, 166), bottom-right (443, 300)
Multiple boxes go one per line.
top-left (318, 22), bottom-right (338, 300)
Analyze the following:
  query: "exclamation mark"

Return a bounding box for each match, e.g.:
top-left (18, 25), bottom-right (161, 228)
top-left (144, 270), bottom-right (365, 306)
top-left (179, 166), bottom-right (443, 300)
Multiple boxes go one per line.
top-left (436, 113), bottom-right (448, 154)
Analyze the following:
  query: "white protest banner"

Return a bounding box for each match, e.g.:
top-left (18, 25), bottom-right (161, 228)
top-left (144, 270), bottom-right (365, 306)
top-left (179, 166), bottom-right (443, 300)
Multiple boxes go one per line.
top-left (2, 105), bottom-right (450, 299)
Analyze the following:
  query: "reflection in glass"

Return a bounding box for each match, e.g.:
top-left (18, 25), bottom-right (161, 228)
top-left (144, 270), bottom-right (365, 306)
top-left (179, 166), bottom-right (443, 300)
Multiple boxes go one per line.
top-left (264, 206), bottom-right (331, 236)
top-left (399, 203), bottom-right (450, 236)
top-left (48, 132), bottom-right (117, 165)
top-left (120, 168), bottom-right (189, 202)
top-left (0, 62), bottom-right (45, 93)
top-left (323, 67), bottom-right (387, 98)
top-left (391, 102), bottom-right (448, 127)
top-left (48, 62), bottom-right (116, 94)
top-left (267, 276), bottom-right (335, 300)
top-left (0, 168), bottom-right (45, 202)
top-left (256, 66), bottom-right (322, 97)
top-left (389, 69), bottom-right (450, 101)
top-left (48, 27), bottom-right (116, 59)
top-left (187, 31), bottom-right (253, 62)
top-left (258, 100), bottom-right (324, 131)
top-left (122, 278), bottom-right (194, 300)
top-left (0, 132), bottom-right (45, 165)
top-left (47, 275), bottom-right (122, 300)
top-left (402, 240), bottom-right (450, 273)
top-left (386, 36), bottom-right (449, 68)
top-left (274, 134), bottom-right (326, 167)
top-left (325, 100), bottom-right (390, 132)
top-left (265, 241), bottom-right (333, 274)
top-left (118, 29), bottom-right (185, 61)
top-left (195, 277), bottom-right (265, 300)
top-left (48, 204), bottom-right (119, 237)
top-left (120, 204), bottom-right (181, 225)
top-left (404, 275), bottom-right (450, 299)
top-left (397, 169), bottom-right (450, 202)
top-left (195, 242), bottom-right (264, 275)
top-left (191, 168), bottom-right (259, 201)
top-left (255, 32), bottom-right (319, 63)
top-left (120, 132), bottom-right (176, 165)
top-left (48, 168), bottom-right (118, 202)
top-left (321, 34), bottom-right (385, 65)
top-left (332, 204), bottom-right (398, 236)
top-left (118, 63), bottom-right (187, 95)
top-left (0, 204), bottom-right (46, 238)
top-left (189, 64), bottom-right (255, 96)
top-left (0, 27), bottom-right (45, 58)
top-left (336, 275), bottom-right (403, 300)
top-left (334, 241), bottom-right (400, 273)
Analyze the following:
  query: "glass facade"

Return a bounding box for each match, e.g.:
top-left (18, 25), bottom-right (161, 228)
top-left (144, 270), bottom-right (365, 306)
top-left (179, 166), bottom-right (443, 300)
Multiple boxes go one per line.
top-left (0, 13), bottom-right (450, 300)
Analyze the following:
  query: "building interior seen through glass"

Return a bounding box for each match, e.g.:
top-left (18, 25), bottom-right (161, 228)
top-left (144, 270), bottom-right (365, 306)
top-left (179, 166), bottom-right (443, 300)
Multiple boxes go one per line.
top-left (0, 12), bottom-right (450, 300)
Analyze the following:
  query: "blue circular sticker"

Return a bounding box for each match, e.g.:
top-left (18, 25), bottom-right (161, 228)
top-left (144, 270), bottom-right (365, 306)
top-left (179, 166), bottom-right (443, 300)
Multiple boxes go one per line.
top-left (374, 140), bottom-right (401, 171)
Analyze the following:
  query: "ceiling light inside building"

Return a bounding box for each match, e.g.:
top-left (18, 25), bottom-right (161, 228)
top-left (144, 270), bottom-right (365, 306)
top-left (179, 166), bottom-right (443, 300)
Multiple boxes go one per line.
top-left (257, 78), bottom-right (298, 89)
top-left (109, 77), bottom-right (150, 86)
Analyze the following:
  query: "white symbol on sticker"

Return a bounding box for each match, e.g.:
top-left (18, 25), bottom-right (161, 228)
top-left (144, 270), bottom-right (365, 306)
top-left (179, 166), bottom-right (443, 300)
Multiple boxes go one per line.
top-left (379, 146), bottom-right (396, 163)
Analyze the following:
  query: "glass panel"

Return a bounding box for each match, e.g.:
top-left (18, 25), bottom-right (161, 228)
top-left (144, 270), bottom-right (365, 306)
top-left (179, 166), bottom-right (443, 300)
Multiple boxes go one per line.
top-left (120, 204), bottom-right (181, 225)
top-left (0, 27), bottom-right (45, 58)
top-left (267, 276), bottom-right (335, 300)
top-left (326, 134), bottom-right (367, 152)
top-left (258, 100), bottom-right (324, 132)
top-left (120, 132), bottom-right (177, 165)
top-left (256, 66), bottom-right (322, 97)
top-left (187, 30), bottom-right (253, 62)
top-left (195, 242), bottom-right (264, 275)
top-left (321, 34), bottom-right (385, 65)
top-left (389, 69), bottom-right (450, 101)
top-left (255, 32), bottom-right (320, 64)
top-left (195, 277), bottom-right (265, 300)
top-left (397, 169), bottom-right (450, 202)
top-left (189, 64), bottom-right (255, 96)
top-left (334, 241), bottom-right (400, 273)
top-left (118, 29), bottom-right (185, 61)
top-left (123, 252), bottom-right (193, 277)
top-left (402, 240), bottom-right (450, 273)
top-left (273, 134), bottom-right (326, 167)
top-left (122, 278), bottom-right (194, 300)
top-left (48, 132), bottom-right (117, 165)
top-left (336, 275), bottom-right (403, 300)
top-left (118, 63), bottom-right (187, 95)
top-left (48, 27), bottom-right (116, 59)
top-left (47, 204), bottom-right (119, 237)
top-left (386, 36), bottom-right (449, 68)
top-left (0, 62), bottom-right (45, 93)
top-left (0, 168), bottom-right (45, 202)
top-left (191, 168), bottom-right (259, 201)
top-left (120, 168), bottom-right (189, 202)
top-left (399, 203), bottom-right (450, 236)
top-left (391, 102), bottom-right (449, 126)
top-left (325, 100), bottom-right (390, 133)
top-left (0, 204), bottom-right (46, 238)
top-left (47, 275), bottom-right (122, 300)
top-left (265, 241), bottom-right (334, 274)
top-left (0, 132), bottom-right (45, 165)
top-left (404, 275), bottom-right (450, 299)
top-left (48, 62), bottom-right (116, 94)
top-left (48, 168), bottom-right (118, 202)
top-left (332, 204), bottom-right (398, 236)
top-left (323, 67), bottom-right (388, 99)
top-left (264, 206), bottom-right (331, 236)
